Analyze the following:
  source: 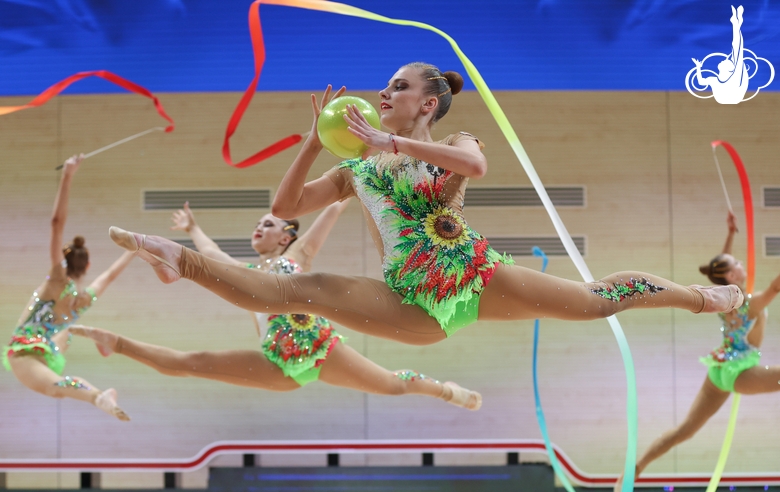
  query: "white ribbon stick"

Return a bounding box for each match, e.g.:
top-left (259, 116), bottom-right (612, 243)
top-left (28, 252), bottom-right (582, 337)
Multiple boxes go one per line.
top-left (56, 126), bottom-right (165, 169)
top-left (712, 146), bottom-right (734, 212)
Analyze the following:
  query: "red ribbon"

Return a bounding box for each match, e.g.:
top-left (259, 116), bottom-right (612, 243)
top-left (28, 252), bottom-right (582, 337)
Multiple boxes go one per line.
top-left (712, 140), bottom-right (755, 294)
top-left (0, 70), bottom-right (174, 132)
top-left (221, 1), bottom-right (305, 168)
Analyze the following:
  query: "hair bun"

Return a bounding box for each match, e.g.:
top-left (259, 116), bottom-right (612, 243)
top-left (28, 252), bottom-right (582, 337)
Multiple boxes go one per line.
top-left (698, 264), bottom-right (710, 276)
top-left (72, 235), bottom-right (85, 249)
top-left (443, 71), bottom-right (464, 95)
top-left (286, 219), bottom-right (300, 231)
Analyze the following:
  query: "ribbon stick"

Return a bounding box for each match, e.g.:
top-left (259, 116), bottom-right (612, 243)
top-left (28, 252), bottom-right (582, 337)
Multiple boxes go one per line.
top-left (712, 141), bottom-right (755, 294)
top-left (531, 247), bottom-right (576, 492)
top-left (54, 127), bottom-right (165, 170)
top-left (712, 147), bottom-right (734, 212)
top-left (0, 71), bottom-right (174, 132)
top-left (237, 2), bottom-right (639, 488)
top-left (705, 141), bottom-right (755, 492)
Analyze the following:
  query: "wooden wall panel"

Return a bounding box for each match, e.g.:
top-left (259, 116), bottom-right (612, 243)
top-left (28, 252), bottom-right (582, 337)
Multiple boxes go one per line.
top-left (0, 90), bottom-right (778, 479)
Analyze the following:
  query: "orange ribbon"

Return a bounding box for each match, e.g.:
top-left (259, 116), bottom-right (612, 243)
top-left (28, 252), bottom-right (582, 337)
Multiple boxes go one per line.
top-left (221, 1), bottom-right (308, 168)
top-left (0, 70), bottom-right (174, 132)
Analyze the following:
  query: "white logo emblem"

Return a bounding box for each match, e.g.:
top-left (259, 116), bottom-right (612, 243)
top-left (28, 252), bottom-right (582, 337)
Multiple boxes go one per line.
top-left (685, 5), bottom-right (774, 104)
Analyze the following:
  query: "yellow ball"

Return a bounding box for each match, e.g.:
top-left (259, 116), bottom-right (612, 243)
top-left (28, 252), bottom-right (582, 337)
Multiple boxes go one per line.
top-left (317, 96), bottom-right (380, 159)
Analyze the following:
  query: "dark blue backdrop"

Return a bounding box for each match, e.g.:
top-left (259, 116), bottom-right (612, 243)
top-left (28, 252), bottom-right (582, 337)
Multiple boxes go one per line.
top-left (0, 0), bottom-right (777, 95)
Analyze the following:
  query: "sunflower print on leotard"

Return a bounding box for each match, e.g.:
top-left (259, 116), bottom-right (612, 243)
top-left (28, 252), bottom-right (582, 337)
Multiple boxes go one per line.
top-left (324, 132), bottom-right (512, 332)
top-left (247, 257), bottom-right (342, 386)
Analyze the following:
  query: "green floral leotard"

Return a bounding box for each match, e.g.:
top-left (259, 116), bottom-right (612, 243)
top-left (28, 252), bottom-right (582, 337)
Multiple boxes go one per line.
top-left (3, 274), bottom-right (96, 375)
top-left (324, 132), bottom-right (512, 336)
top-left (247, 257), bottom-right (342, 387)
top-left (700, 295), bottom-right (761, 393)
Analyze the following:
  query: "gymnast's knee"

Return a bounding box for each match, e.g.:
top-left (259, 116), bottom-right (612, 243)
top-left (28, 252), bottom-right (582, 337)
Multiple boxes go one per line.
top-left (384, 380), bottom-right (407, 396)
top-left (43, 384), bottom-right (66, 398)
top-left (282, 271), bottom-right (330, 304)
top-left (152, 350), bottom-right (204, 377)
top-left (584, 282), bottom-right (622, 318)
top-left (671, 423), bottom-right (699, 444)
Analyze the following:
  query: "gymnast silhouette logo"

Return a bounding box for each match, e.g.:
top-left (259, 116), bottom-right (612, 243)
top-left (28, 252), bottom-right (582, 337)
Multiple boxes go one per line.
top-left (685, 5), bottom-right (774, 104)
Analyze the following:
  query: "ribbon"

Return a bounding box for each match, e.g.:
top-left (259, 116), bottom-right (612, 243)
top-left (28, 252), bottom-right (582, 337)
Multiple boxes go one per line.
top-left (226, 133), bottom-right (306, 168)
top-left (0, 71), bottom-right (174, 132)
top-left (705, 140), bottom-right (755, 492)
top-left (220, 0), bottom-right (310, 168)
top-left (532, 247), bottom-right (576, 492)
top-left (240, 2), bottom-right (639, 488)
top-left (706, 394), bottom-right (742, 492)
top-left (712, 141), bottom-right (755, 294)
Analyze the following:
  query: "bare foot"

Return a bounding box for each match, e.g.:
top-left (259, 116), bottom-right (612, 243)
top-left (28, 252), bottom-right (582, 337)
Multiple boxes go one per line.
top-left (693, 284), bottom-right (744, 313)
top-left (70, 325), bottom-right (117, 357)
top-left (109, 226), bottom-right (181, 284)
top-left (443, 382), bottom-right (482, 411)
top-left (94, 388), bottom-right (130, 421)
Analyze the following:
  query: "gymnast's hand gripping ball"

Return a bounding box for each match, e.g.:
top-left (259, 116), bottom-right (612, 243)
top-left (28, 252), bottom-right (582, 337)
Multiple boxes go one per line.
top-left (317, 96), bottom-right (380, 159)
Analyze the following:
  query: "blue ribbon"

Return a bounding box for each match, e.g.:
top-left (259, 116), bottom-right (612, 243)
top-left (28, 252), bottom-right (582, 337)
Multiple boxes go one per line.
top-left (532, 246), bottom-right (575, 492)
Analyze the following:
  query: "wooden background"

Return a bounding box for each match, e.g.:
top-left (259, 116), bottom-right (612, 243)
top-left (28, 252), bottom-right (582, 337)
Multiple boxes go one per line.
top-left (1, 90), bottom-right (779, 488)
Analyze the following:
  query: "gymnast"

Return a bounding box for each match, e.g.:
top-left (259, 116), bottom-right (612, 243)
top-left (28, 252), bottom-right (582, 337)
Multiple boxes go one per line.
top-left (73, 200), bottom-right (480, 409)
top-left (616, 211), bottom-right (780, 489)
top-left (106, 62), bottom-right (743, 346)
top-left (2, 154), bottom-right (135, 421)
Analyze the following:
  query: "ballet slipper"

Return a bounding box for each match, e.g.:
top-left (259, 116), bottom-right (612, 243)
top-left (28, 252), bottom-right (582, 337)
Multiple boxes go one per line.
top-left (94, 388), bottom-right (130, 421)
top-left (693, 284), bottom-right (744, 313)
top-left (70, 325), bottom-right (116, 357)
top-left (443, 382), bottom-right (482, 411)
top-left (109, 226), bottom-right (181, 283)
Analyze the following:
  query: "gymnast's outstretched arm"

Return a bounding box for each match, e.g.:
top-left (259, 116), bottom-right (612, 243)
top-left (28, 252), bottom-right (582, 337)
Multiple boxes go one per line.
top-left (343, 104), bottom-right (487, 178)
top-left (746, 272), bottom-right (780, 316)
top-left (169, 201), bottom-right (244, 267)
top-left (286, 199), bottom-right (350, 271)
top-left (49, 154), bottom-right (84, 269)
top-left (273, 85), bottom-right (345, 219)
top-left (721, 211), bottom-right (738, 255)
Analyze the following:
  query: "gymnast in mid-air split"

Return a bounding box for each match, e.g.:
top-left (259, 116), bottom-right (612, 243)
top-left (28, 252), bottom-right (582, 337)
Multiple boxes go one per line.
top-left (2, 154), bottom-right (135, 421)
top-left (616, 211), bottom-right (780, 489)
top-left (105, 61), bottom-right (743, 348)
top-left (73, 200), bottom-right (481, 409)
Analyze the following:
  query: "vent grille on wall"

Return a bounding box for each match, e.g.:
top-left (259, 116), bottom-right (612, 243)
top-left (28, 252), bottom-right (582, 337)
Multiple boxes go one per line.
top-left (144, 189), bottom-right (271, 210)
top-left (763, 187), bottom-right (780, 208)
top-left (465, 186), bottom-right (585, 207)
top-left (486, 236), bottom-right (586, 257)
top-left (173, 238), bottom-right (257, 258)
top-left (766, 237), bottom-right (780, 257)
